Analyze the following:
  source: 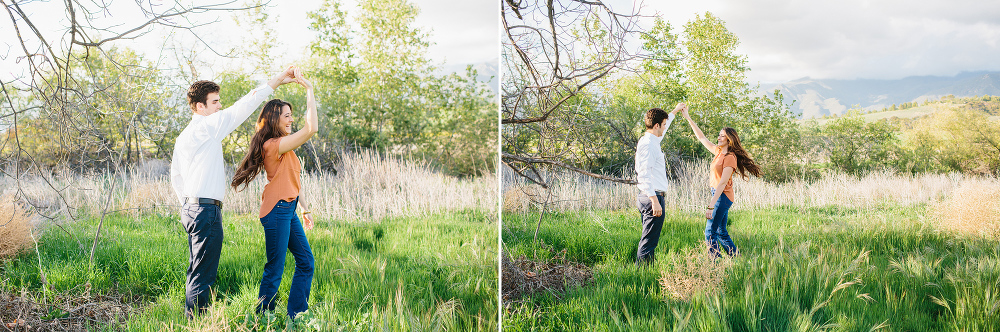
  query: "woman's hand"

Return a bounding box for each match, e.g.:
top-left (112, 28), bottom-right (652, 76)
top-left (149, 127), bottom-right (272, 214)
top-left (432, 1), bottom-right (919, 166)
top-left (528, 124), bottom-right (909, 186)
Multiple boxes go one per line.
top-left (303, 212), bottom-right (314, 230)
top-left (294, 67), bottom-right (313, 90)
top-left (705, 208), bottom-right (713, 219)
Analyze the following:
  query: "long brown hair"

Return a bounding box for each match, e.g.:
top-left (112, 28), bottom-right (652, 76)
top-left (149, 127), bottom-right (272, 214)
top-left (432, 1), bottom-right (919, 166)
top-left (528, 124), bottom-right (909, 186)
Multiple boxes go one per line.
top-left (718, 127), bottom-right (762, 180)
top-left (231, 99), bottom-right (292, 191)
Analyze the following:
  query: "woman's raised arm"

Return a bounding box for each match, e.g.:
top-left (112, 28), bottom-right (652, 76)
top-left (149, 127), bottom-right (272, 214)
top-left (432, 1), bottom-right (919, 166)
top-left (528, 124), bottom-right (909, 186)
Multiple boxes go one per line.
top-left (682, 108), bottom-right (717, 152)
top-left (278, 68), bottom-right (319, 154)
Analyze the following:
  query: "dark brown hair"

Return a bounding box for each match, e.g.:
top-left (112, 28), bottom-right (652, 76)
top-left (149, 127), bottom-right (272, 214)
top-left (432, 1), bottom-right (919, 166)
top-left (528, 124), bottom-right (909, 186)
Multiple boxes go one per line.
top-left (187, 80), bottom-right (221, 112)
top-left (643, 108), bottom-right (670, 129)
top-left (231, 99), bottom-right (292, 191)
top-left (719, 127), bottom-right (762, 180)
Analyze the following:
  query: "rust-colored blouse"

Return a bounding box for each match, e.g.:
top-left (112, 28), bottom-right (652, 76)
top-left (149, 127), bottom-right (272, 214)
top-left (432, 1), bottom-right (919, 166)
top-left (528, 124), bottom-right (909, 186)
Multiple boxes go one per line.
top-left (711, 151), bottom-right (738, 201)
top-left (259, 137), bottom-right (301, 218)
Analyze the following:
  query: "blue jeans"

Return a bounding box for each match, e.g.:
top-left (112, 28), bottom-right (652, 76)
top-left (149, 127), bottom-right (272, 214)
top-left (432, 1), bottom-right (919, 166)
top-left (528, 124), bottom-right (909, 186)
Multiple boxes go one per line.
top-left (705, 189), bottom-right (737, 257)
top-left (181, 203), bottom-right (223, 318)
top-left (636, 194), bottom-right (666, 266)
top-left (258, 198), bottom-right (314, 318)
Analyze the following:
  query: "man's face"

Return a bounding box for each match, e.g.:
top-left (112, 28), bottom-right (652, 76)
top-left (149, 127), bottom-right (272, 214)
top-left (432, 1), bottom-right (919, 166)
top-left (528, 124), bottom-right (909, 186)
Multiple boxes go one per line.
top-left (196, 92), bottom-right (222, 116)
top-left (653, 119), bottom-right (669, 137)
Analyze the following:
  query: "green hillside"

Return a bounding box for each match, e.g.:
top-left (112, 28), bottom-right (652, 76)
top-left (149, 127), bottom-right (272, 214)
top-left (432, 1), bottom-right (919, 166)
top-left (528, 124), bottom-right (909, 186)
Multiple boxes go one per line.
top-left (801, 96), bottom-right (1000, 126)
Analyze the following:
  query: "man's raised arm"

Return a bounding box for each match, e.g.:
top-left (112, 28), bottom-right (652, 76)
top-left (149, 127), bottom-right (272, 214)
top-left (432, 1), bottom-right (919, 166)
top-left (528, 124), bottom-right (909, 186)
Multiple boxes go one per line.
top-left (207, 66), bottom-right (298, 140)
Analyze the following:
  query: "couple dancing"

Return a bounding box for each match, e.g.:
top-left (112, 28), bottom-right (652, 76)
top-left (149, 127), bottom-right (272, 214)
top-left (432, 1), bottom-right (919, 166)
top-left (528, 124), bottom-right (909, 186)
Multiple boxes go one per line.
top-left (634, 103), bottom-right (762, 266)
top-left (170, 66), bottom-right (318, 319)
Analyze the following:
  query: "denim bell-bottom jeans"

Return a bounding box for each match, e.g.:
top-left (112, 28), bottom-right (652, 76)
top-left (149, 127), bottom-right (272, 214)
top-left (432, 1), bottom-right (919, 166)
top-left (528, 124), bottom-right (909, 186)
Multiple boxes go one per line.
top-left (705, 188), bottom-right (738, 257)
top-left (258, 198), bottom-right (314, 318)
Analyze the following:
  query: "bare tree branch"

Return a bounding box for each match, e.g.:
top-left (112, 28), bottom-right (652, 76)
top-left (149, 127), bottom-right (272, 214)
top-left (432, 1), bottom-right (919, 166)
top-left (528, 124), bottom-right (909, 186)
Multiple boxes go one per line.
top-left (501, 0), bottom-right (675, 187)
top-left (0, 0), bottom-right (262, 257)
top-left (503, 152), bottom-right (637, 184)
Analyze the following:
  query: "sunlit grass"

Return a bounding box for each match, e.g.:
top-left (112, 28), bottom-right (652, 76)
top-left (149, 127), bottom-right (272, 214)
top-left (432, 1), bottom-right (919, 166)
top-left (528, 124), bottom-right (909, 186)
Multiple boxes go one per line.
top-left (2, 210), bottom-right (497, 331)
top-left (502, 206), bottom-right (1000, 331)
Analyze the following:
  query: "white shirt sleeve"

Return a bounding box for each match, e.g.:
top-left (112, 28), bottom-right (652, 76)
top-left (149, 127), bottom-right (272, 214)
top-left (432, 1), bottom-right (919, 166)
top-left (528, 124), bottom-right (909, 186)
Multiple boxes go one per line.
top-left (635, 139), bottom-right (655, 198)
top-left (663, 113), bottom-right (675, 130)
top-left (204, 84), bottom-right (275, 140)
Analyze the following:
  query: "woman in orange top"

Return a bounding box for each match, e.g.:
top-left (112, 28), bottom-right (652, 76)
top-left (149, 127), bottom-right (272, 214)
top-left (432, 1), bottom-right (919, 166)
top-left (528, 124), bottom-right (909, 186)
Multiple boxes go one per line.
top-left (231, 67), bottom-right (318, 318)
top-left (680, 105), bottom-right (761, 258)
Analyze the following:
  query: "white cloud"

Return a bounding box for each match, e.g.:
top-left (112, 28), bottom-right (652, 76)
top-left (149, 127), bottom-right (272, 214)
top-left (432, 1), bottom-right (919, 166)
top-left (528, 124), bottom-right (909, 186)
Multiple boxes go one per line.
top-left (612, 0), bottom-right (1000, 83)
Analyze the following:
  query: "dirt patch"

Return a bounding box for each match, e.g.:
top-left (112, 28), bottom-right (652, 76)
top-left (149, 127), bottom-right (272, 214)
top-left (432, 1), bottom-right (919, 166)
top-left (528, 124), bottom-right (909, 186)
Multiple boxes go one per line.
top-left (501, 248), bottom-right (594, 304)
top-left (0, 288), bottom-right (136, 331)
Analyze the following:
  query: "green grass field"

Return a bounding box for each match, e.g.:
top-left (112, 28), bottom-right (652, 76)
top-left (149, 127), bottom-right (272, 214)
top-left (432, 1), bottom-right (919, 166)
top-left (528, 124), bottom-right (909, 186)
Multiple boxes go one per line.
top-left (1, 210), bottom-right (497, 331)
top-left (502, 205), bottom-right (1000, 332)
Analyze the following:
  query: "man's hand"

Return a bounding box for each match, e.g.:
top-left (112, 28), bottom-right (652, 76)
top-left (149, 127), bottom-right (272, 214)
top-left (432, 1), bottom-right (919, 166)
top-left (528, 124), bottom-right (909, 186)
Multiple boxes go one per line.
top-left (650, 196), bottom-right (662, 217)
top-left (267, 66), bottom-right (298, 89)
top-left (279, 66), bottom-right (297, 85)
top-left (672, 102), bottom-right (686, 115)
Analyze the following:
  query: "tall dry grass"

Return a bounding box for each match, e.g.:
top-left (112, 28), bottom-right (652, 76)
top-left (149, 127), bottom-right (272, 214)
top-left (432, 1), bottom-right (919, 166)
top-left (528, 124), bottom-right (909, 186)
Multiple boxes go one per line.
top-left (503, 160), bottom-right (989, 213)
top-left (932, 179), bottom-right (1000, 237)
top-left (1, 151), bottom-right (496, 222)
top-left (658, 248), bottom-right (731, 302)
top-left (0, 195), bottom-right (34, 260)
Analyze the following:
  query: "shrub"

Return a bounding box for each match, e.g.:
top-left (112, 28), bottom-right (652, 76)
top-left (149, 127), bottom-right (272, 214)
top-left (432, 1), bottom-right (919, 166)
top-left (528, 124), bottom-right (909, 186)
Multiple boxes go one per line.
top-left (933, 180), bottom-right (1000, 238)
top-left (0, 195), bottom-right (34, 260)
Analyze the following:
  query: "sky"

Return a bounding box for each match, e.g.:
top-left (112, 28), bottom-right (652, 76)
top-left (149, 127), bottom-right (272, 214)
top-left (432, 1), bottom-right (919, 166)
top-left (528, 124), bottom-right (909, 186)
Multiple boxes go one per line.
top-left (7, 0), bottom-right (999, 86)
top-left (602, 0), bottom-right (1000, 84)
top-left (0, 0), bottom-right (499, 83)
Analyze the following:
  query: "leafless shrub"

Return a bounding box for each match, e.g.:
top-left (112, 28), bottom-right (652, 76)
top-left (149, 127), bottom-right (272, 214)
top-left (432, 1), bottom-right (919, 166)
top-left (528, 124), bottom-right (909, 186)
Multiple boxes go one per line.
top-left (0, 289), bottom-right (135, 331)
top-left (502, 0), bottom-right (677, 186)
top-left (501, 248), bottom-right (593, 303)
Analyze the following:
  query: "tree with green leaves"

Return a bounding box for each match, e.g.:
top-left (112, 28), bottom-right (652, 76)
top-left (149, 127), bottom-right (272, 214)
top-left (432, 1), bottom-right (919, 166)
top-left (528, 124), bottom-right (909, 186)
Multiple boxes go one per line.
top-left (337, 0), bottom-right (435, 149)
top-left (674, 13), bottom-right (798, 180)
top-left (301, 0), bottom-right (496, 176)
top-left (816, 115), bottom-right (898, 175)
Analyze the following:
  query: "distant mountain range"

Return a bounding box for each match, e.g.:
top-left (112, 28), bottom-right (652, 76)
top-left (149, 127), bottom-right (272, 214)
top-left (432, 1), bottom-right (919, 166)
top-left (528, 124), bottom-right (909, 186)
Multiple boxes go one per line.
top-left (761, 71), bottom-right (1000, 119)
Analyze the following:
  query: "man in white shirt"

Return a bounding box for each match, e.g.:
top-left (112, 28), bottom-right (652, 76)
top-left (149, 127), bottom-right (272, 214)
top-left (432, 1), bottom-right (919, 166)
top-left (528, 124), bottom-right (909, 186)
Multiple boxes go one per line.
top-left (171, 66), bottom-right (297, 318)
top-left (634, 103), bottom-right (684, 266)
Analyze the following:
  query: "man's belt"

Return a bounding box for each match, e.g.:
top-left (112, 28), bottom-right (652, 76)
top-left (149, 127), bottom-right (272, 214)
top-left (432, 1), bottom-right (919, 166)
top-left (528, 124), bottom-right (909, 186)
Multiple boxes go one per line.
top-left (185, 197), bottom-right (223, 208)
top-left (655, 190), bottom-right (666, 196)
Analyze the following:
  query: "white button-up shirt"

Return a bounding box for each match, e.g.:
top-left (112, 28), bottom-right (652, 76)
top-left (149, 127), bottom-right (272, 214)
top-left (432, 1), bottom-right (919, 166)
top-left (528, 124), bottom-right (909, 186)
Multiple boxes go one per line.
top-left (170, 84), bottom-right (274, 205)
top-left (635, 113), bottom-right (675, 198)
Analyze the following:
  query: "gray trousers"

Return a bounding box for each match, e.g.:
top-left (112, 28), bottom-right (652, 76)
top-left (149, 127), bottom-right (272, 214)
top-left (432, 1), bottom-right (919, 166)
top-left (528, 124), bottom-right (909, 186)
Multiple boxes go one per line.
top-left (181, 203), bottom-right (223, 318)
top-left (636, 194), bottom-right (665, 265)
